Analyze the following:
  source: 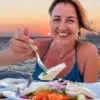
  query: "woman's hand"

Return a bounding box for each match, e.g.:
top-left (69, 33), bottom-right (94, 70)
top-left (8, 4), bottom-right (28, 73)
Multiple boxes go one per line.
top-left (9, 30), bottom-right (34, 57)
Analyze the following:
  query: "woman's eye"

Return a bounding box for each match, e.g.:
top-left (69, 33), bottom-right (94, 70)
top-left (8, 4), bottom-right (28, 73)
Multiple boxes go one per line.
top-left (53, 19), bottom-right (60, 22)
top-left (67, 20), bottom-right (75, 23)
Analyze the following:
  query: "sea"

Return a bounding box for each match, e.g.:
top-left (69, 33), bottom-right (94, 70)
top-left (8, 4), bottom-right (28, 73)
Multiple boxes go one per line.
top-left (0, 37), bottom-right (37, 73)
top-left (0, 35), bottom-right (100, 80)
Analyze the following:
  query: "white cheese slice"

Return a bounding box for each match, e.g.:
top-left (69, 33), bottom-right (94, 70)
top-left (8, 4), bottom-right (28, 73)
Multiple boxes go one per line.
top-left (65, 81), bottom-right (98, 98)
top-left (38, 63), bottom-right (66, 81)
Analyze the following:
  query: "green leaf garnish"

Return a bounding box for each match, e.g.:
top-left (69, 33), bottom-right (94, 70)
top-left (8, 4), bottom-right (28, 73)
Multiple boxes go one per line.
top-left (42, 70), bottom-right (48, 76)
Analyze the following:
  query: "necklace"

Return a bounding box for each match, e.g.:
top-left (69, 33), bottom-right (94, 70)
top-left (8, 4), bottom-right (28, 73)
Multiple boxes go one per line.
top-left (53, 41), bottom-right (74, 59)
top-left (59, 53), bottom-right (67, 59)
top-left (55, 48), bottom-right (67, 59)
top-left (60, 54), bottom-right (63, 58)
top-left (53, 46), bottom-right (65, 59)
top-left (55, 46), bottom-right (75, 60)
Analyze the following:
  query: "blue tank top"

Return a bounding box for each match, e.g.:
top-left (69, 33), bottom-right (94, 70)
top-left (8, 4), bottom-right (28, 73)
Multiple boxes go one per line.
top-left (32, 39), bottom-right (83, 82)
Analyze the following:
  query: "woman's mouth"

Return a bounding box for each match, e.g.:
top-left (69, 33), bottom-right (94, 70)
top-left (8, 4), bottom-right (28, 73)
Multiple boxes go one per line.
top-left (59, 33), bottom-right (69, 37)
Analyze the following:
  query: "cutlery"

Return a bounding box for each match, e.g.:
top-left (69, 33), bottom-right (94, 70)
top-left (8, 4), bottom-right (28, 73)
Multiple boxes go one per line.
top-left (29, 44), bottom-right (47, 71)
top-left (17, 29), bottom-right (47, 71)
top-left (26, 73), bottom-right (33, 87)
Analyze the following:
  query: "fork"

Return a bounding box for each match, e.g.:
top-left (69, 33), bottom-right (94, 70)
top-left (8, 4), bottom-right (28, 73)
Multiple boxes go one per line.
top-left (17, 29), bottom-right (47, 71)
top-left (29, 44), bottom-right (47, 71)
top-left (26, 73), bottom-right (33, 87)
top-left (16, 74), bottom-right (33, 96)
top-left (22, 44), bottom-right (47, 88)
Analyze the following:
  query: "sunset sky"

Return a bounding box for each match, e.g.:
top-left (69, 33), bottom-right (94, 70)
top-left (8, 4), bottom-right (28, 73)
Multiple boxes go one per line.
top-left (0, 0), bottom-right (100, 37)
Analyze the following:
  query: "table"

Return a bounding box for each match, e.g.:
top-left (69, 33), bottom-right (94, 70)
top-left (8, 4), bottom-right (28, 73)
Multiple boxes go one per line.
top-left (0, 78), bottom-right (100, 100)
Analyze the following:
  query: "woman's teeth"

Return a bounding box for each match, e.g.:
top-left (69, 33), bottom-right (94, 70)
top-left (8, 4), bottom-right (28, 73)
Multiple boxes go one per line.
top-left (59, 33), bottom-right (68, 36)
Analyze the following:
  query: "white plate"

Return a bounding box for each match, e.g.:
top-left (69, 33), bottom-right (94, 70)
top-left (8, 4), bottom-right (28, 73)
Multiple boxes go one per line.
top-left (0, 78), bottom-right (27, 86)
top-left (80, 82), bottom-right (100, 98)
top-left (0, 78), bottom-right (28, 94)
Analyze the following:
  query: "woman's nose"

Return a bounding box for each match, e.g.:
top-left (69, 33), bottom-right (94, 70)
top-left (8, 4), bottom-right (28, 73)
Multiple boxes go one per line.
top-left (58, 21), bottom-right (68, 32)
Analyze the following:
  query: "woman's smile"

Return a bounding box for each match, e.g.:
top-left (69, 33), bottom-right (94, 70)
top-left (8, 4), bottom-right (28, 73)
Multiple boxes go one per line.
top-left (59, 32), bottom-right (69, 36)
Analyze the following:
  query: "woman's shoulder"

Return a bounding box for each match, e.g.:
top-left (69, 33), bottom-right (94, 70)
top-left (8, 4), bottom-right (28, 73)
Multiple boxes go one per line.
top-left (78, 42), bottom-right (97, 52)
top-left (77, 42), bottom-right (99, 75)
top-left (77, 42), bottom-right (98, 57)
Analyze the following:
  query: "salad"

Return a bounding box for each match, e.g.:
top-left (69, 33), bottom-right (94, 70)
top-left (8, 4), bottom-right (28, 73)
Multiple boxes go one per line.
top-left (21, 79), bottom-right (97, 100)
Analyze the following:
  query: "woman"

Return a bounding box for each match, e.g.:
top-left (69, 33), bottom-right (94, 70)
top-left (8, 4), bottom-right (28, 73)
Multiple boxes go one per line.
top-left (0, 0), bottom-right (99, 82)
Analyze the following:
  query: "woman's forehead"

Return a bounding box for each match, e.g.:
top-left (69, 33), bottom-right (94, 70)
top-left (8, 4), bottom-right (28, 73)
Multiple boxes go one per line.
top-left (51, 3), bottom-right (78, 18)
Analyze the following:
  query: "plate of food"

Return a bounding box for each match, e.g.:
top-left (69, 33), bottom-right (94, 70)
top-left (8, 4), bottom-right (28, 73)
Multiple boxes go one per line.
top-left (18, 79), bottom-right (99, 100)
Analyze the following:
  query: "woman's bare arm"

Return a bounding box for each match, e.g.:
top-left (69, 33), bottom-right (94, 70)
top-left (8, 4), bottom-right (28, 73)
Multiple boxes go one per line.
top-left (0, 47), bottom-right (31, 66)
top-left (83, 43), bottom-right (100, 83)
top-left (0, 36), bottom-right (52, 66)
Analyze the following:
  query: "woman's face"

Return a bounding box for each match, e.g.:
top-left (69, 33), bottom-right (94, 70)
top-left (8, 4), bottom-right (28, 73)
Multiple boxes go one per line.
top-left (50, 3), bottom-right (80, 44)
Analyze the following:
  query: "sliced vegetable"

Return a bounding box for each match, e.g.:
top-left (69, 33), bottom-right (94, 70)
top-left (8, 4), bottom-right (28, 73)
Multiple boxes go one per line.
top-left (77, 94), bottom-right (86, 100)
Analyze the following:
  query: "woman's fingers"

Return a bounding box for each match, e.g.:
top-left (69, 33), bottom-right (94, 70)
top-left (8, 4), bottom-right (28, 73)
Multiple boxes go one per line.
top-left (23, 28), bottom-right (29, 36)
top-left (9, 33), bottom-right (35, 57)
top-left (11, 50), bottom-right (31, 57)
top-left (14, 34), bottom-right (33, 44)
top-left (10, 45), bottom-right (32, 53)
top-left (10, 38), bottom-right (30, 49)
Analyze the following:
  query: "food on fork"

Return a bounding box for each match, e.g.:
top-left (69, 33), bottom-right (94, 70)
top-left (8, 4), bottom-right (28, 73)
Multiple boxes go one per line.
top-left (38, 63), bottom-right (66, 80)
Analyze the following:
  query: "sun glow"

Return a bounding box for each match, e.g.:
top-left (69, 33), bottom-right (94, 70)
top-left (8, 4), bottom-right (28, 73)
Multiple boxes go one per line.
top-left (48, 32), bottom-right (51, 36)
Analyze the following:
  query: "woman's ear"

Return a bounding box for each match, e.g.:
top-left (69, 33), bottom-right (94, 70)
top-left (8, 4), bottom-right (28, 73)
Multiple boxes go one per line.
top-left (78, 28), bottom-right (86, 40)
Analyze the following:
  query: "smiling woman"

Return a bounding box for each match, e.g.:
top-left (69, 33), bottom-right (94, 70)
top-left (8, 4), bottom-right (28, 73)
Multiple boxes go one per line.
top-left (0, 0), bottom-right (100, 83)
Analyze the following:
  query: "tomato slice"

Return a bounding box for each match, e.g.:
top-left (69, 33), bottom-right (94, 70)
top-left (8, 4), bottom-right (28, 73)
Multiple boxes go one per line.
top-left (48, 92), bottom-right (69, 100)
top-left (31, 91), bottom-right (69, 100)
top-left (31, 91), bottom-right (50, 100)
